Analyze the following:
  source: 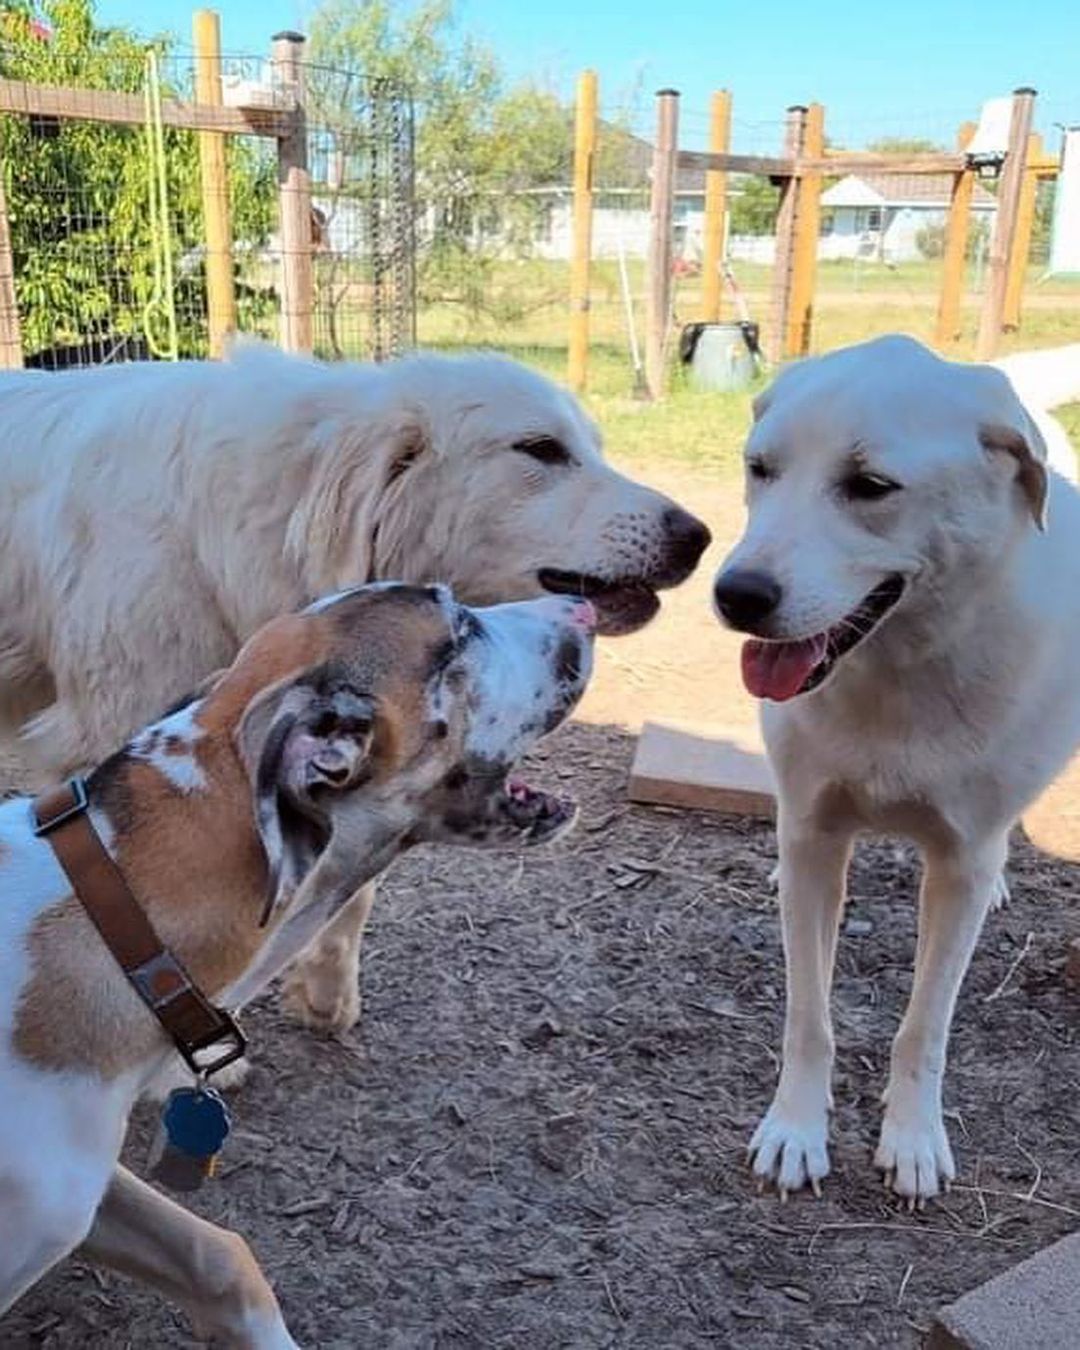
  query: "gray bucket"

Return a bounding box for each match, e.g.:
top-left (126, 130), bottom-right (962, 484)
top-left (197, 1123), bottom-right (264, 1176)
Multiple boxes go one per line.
top-left (680, 322), bottom-right (759, 392)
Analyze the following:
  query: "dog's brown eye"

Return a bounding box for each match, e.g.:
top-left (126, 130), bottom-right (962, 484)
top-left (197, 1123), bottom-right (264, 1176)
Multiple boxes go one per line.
top-left (748, 458), bottom-right (773, 482)
top-left (514, 437), bottom-right (571, 466)
top-left (843, 472), bottom-right (901, 502)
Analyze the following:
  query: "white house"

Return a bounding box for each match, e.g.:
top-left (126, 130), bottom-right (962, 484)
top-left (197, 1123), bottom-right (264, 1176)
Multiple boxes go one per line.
top-left (817, 172), bottom-right (997, 263)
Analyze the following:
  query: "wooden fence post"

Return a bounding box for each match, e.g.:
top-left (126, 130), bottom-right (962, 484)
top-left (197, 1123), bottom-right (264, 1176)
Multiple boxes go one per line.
top-left (785, 100), bottom-right (824, 358)
top-left (700, 88), bottom-right (732, 322)
top-left (272, 30), bottom-right (313, 355)
top-left (1003, 131), bottom-right (1043, 331)
top-left (567, 68), bottom-right (597, 394)
top-left (767, 104), bottom-right (807, 365)
top-left (194, 9), bottom-right (236, 358)
top-left (975, 86), bottom-right (1036, 361)
top-left (935, 121), bottom-right (977, 348)
top-left (645, 88), bottom-right (679, 400)
top-left (0, 168), bottom-right (22, 368)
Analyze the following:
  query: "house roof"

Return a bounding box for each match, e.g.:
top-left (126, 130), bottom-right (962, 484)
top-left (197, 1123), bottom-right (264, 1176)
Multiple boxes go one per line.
top-left (821, 172), bottom-right (996, 209)
top-left (595, 122), bottom-right (708, 193)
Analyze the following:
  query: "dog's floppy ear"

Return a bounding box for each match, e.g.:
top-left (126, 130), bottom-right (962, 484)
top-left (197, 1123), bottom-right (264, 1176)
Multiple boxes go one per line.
top-left (286, 416), bottom-right (429, 589)
top-left (236, 674), bottom-right (376, 925)
top-left (979, 417), bottom-right (1049, 531)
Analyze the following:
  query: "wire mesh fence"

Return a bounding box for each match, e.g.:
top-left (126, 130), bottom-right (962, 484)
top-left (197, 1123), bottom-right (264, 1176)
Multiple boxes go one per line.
top-left (0, 5), bottom-right (1075, 391)
top-left (0, 20), bottom-right (415, 370)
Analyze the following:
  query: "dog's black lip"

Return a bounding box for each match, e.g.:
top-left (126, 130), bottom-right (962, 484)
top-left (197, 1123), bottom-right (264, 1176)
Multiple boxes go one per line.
top-left (537, 568), bottom-right (660, 635)
top-left (799, 574), bottom-right (906, 694)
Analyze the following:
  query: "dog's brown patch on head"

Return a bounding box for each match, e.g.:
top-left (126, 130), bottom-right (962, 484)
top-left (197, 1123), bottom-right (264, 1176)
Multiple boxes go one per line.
top-left (314, 586), bottom-right (459, 778)
top-left (198, 612), bottom-right (339, 737)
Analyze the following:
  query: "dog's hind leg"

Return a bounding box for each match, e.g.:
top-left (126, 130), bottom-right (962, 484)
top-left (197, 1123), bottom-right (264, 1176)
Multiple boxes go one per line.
top-left (875, 832), bottom-right (1007, 1205)
top-left (280, 880), bottom-right (376, 1035)
top-left (80, 1166), bottom-right (298, 1349)
top-left (749, 819), bottom-right (854, 1198)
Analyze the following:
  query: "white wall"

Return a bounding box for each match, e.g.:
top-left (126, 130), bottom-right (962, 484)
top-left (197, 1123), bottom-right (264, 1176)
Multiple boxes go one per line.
top-left (1050, 129), bottom-right (1080, 275)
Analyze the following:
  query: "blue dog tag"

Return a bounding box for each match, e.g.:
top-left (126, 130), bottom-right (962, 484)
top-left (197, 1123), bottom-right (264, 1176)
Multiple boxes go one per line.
top-left (148, 1085), bottom-right (231, 1192)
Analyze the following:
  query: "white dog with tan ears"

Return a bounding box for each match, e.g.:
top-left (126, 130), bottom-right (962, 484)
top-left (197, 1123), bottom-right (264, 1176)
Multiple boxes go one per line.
top-left (0, 582), bottom-right (596, 1342)
top-left (713, 334), bottom-right (1080, 1203)
top-left (0, 343), bottom-right (709, 1047)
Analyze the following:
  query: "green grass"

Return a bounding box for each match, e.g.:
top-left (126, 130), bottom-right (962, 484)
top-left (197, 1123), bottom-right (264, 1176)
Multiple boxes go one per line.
top-left (412, 256), bottom-right (1080, 478)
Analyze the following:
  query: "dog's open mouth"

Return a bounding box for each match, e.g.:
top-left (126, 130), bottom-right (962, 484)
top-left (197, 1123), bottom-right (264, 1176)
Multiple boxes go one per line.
top-left (503, 774), bottom-right (578, 844)
top-left (741, 575), bottom-right (905, 702)
top-left (538, 568), bottom-right (659, 636)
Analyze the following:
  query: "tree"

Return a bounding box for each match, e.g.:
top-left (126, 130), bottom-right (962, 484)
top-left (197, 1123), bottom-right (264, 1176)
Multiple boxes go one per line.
top-left (309, 1), bottom-right (499, 255)
top-left (729, 174), bottom-right (779, 236)
top-left (865, 137), bottom-right (945, 155)
top-left (307, 0), bottom-right (624, 313)
top-left (0, 0), bottom-right (275, 358)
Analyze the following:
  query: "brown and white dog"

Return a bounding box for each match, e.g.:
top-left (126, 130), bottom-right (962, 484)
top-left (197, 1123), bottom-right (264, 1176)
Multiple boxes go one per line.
top-left (0, 343), bottom-right (709, 1044)
top-left (0, 582), bottom-right (595, 1344)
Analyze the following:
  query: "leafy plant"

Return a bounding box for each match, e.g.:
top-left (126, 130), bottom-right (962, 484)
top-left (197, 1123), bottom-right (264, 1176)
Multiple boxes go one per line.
top-left (0, 0), bottom-right (275, 359)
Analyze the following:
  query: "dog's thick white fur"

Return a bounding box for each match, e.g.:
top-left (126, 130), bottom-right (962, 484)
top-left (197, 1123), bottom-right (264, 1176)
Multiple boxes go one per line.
top-left (714, 334), bottom-right (1080, 1202)
top-left (0, 342), bottom-right (707, 1040)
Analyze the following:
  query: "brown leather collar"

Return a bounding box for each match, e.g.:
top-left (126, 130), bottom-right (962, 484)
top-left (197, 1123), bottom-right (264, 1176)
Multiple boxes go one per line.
top-left (32, 779), bottom-right (246, 1078)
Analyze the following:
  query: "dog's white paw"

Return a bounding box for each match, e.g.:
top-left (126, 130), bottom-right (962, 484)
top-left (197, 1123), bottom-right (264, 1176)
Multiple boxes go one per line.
top-left (989, 871), bottom-right (1010, 910)
top-left (141, 1053), bottom-right (252, 1103)
top-left (748, 1101), bottom-right (830, 1198)
top-left (874, 1106), bottom-right (955, 1204)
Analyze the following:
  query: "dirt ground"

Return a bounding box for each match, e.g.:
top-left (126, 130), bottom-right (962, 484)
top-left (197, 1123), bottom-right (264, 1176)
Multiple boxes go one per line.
top-left (5, 464), bottom-right (1080, 1349)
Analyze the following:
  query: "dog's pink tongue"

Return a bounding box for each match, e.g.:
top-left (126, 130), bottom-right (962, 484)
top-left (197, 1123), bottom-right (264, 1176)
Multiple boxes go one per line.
top-left (741, 634), bottom-right (829, 701)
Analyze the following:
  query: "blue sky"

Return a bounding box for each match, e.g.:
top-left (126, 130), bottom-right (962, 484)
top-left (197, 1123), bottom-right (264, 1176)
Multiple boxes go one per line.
top-left (96, 0), bottom-right (1080, 151)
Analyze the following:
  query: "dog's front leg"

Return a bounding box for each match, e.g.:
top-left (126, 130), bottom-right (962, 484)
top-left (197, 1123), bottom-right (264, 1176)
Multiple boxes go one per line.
top-left (281, 880), bottom-right (377, 1034)
top-left (876, 833), bottom-right (1006, 1204)
top-left (749, 820), bottom-right (853, 1197)
top-left (80, 1166), bottom-right (299, 1348)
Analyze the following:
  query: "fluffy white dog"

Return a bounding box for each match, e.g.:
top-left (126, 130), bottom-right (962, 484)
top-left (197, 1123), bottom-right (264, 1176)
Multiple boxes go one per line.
top-left (0, 341), bottom-right (709, 1036)
top-left (714, 334), bottom-right (1080, 1203)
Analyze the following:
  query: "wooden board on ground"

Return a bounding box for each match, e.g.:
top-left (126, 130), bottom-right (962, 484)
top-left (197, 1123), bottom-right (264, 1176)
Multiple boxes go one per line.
top-left (630, 722), bottom-right (1080, 868)
top-left (929, 1230), bottom-right (1080, 1350)
top-left (628, 719), bottom-right (776, 817)
top-left (1021, 747), bottom-right (1080, 863)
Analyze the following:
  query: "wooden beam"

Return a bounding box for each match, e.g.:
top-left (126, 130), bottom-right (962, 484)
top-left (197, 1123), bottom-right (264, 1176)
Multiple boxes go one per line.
top-left (193, 9), bottom-right (236, 358)
top-left (700, 89), bottom-right (732, 322)
top-left (786, 101), bottom-right (824, 358)
top-left (567, 68), bottom-right (597, 394)
top-left (677, 150), bottom-right (966, 177)
top-left (935, 122), bottom-right (977, 348)
top-left (767, 105), bottom-right (807, 365)
top-left (976, 87), bottom-right (1036, 361)
top-left (645, 88), bottom-right (679, 400)
top-left (1003, 132), bottom-right (1043, 331)
top-left (677, 150), bottom-right (793, 177)
top-left (804, 152), bottom-right (965, 175)
top-left (0, 167), bottom-right (22, 369)
top-left (0, 75), bottom-right (292, 137)
top-left (815, 151), bottom-right (966, 174)
top-left (272, 31), bottom-right (313, 355)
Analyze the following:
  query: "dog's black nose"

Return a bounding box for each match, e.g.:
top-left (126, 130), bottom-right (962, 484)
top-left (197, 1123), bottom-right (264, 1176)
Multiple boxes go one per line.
top-left (713, 568), bottom-right (782, 630)
top-left (662, 507), bottom-right (712, 574)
